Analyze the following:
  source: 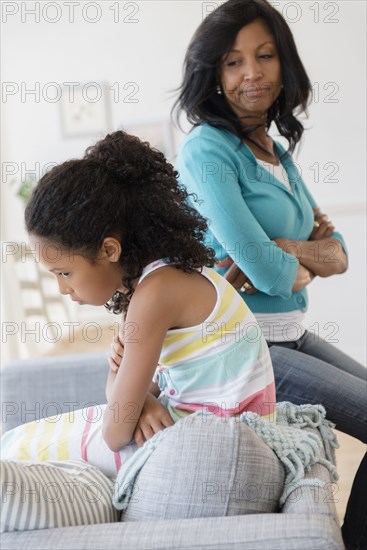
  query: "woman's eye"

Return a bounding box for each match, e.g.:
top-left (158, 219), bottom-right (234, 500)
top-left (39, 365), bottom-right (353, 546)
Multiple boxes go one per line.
top-left (226, 60), bottom-right (240, 67)
top-left (259, 54), bottom-right (273, 59)
top-left (60, 272), bottom-right (70, 278)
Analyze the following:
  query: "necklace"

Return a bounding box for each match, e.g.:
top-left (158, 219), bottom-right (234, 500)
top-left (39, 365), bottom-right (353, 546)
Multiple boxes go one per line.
top-left (244, 137), bottom-right (279, 165)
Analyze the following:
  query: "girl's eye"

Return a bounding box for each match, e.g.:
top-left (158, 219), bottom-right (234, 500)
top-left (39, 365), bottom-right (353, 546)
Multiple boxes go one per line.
top-left (259, 54), bottom-right (273, 59)
top-left (60, 272), bottom-right (70, 278)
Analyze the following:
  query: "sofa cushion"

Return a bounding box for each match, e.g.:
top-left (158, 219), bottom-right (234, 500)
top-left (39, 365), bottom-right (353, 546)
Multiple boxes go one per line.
top-left (120, 413), bottom-right (285, 521)
top-left (0, 459), bottom-right (119, 532)
top-left (0, 405), bottom-right (138, 479)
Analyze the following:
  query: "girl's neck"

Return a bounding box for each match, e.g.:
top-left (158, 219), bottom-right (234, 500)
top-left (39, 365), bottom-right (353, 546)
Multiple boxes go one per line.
top-left (129, 256), bottom-right (162, 291)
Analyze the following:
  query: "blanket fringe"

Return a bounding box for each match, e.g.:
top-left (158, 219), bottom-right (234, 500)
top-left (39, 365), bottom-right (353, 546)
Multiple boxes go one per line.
top-left (113, 402), bottom-right (339, 510)
top-left (239, 402), bottom-right (339, 505)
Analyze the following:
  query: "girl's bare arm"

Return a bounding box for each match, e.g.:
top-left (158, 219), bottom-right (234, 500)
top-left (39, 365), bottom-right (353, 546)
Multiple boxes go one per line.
top-left (106, 336), bottom-right (161, 402)
top-left (102, 278), bottom-right (176, 452)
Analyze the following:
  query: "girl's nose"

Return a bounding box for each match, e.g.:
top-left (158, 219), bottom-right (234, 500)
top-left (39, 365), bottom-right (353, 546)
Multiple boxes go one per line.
top-left (58, 280), bottom-right (73, 296)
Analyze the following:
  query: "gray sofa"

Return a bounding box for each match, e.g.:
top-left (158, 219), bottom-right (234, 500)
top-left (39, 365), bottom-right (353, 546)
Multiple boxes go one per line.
top-left (1, 352), bottom-right (344, 549)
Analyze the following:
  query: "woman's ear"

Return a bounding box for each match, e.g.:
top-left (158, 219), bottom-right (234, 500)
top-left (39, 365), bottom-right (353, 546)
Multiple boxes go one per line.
top-left (100, 237), bottom-right (122, 263)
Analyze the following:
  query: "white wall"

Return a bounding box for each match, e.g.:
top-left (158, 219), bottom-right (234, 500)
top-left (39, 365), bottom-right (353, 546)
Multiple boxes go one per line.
top-left (1, 1), bottom-right (366, 364)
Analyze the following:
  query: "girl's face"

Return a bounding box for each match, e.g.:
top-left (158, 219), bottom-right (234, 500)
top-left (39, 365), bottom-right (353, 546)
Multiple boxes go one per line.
top-left (219, 18), bottom-right (282, 123)
top-left (30, 236), bottom-right (125, 306)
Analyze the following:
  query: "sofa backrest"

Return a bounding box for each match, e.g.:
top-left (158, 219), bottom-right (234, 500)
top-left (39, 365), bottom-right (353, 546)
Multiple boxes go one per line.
top-left (1, 353), bottom-right (109, 432)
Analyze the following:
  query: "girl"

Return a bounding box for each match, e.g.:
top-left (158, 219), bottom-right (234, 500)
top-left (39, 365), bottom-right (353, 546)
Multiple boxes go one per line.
top-left (22, 130), bottom-right (276, 461)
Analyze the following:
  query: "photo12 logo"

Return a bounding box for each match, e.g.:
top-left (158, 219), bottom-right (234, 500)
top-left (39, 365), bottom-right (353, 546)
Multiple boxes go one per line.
top-left (1, 1), bottom-right (140, 24)
top-left (201, 1), bottom-right (340, 24)
top-left (1, 81), bottom-right (140, 105)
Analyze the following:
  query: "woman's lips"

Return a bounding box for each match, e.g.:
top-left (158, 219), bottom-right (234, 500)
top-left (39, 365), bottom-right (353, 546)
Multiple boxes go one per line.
top-left (242, 87), bottom-right (270, 97)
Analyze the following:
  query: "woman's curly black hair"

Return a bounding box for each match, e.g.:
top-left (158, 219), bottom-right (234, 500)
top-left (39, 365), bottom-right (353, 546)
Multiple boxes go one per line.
top-left (172, 0), bottom-right (312, 155)
top-left (25, 130), bottom-right (216, 315)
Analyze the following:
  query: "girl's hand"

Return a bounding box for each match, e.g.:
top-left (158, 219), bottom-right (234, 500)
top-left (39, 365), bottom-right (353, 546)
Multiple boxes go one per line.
top-left (133, 393), bottom-right (175, 447)
top-left (310, 207), bottom-right (335, 241)
top-left (108, 335), bottom-right (124, 373)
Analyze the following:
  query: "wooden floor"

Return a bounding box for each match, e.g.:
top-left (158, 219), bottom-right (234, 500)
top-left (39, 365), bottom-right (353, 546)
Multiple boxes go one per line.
top-left (334, 430), bottom-right (365, 524)
top-left (45, 328), bottom-right (366, 525)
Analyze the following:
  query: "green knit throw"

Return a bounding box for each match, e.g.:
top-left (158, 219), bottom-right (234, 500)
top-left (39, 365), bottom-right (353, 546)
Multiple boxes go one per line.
top-left (239, 402), bottom-right (339, 505)
top-left (113, 401), bottom-right (339, 510)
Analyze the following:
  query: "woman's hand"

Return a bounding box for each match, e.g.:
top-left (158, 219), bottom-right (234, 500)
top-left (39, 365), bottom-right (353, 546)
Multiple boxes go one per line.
top-left (133, 393), bottom-right (175, 447)
top-left (310, 207), bottom-right (335, 241)
top-left (215, 257), bottom-right (257, 294)
top-left (292, 264), bottom-right (316, 292)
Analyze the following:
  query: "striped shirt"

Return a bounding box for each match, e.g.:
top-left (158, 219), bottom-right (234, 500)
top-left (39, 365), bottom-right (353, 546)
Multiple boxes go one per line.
top-left (0, 259), bottom-right (276, 479)
top-left (140, 259), bottom-right (276, 422)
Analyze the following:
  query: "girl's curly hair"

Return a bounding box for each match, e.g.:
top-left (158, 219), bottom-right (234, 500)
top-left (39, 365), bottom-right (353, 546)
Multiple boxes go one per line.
top-left (25, 131), bottom-right (216, 314)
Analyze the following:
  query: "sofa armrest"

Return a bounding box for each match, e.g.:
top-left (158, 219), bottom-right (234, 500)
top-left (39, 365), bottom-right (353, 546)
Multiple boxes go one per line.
top-left (1, 353), bottom-right (109, 432)
top-left (281, 427), bottom-right (340, 525)
top-left (0, 513), bottom-right (344, 550)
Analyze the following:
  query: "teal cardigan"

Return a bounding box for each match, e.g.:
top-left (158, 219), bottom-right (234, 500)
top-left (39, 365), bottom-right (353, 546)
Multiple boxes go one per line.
top-left (176, 124), bottom-right (348, 313)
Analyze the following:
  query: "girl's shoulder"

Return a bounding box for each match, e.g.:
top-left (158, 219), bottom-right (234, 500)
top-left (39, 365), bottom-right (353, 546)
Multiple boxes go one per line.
top-left (136, 262), bottom-right (204, 295)
top-left (133, 262), bottom-right (195, 301)
top-left (137, 259), bottom-right (187, 286)
top-left (132, 264), bottom-right (218, 331)
top-left (126, 265), bottom-right (184, 331)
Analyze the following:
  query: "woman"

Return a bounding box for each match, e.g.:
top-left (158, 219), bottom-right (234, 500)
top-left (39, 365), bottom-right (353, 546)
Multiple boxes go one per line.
top-left (173, 0), bottom-right (366, 548)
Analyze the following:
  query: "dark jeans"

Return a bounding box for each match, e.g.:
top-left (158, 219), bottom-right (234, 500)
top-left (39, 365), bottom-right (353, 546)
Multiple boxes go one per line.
top-left (268, 331), bottom-right (367, 550)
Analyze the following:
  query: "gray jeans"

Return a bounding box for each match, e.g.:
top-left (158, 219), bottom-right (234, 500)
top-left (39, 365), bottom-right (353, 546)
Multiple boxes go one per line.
top-left (268, 331), bottom-right (367, 549)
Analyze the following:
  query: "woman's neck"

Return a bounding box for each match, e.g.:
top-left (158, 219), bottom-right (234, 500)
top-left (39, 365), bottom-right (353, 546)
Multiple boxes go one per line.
top-left (245, 126), bottom-right (271, 149)
top-left (244, 132), bottom-right (278, 164)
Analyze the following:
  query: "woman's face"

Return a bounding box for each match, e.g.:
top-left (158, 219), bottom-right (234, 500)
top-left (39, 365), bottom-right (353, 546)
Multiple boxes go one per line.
top-left (29, 236), bottom-right (125, 306)
top-left (219, 18), bottom-right (282, 123)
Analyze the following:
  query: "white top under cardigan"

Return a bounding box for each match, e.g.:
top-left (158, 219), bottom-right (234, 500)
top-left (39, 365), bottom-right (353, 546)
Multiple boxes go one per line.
top-left (254, 158), bottom-right (306, 342)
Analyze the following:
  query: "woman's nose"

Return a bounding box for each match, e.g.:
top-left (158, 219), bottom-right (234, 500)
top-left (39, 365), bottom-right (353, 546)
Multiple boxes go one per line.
top-left (243, 58), bottom-right (263, 82)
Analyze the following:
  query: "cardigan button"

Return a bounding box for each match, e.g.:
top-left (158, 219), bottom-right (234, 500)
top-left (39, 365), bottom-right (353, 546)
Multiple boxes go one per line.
top-left (297, 297), bottom-right (304, 304)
